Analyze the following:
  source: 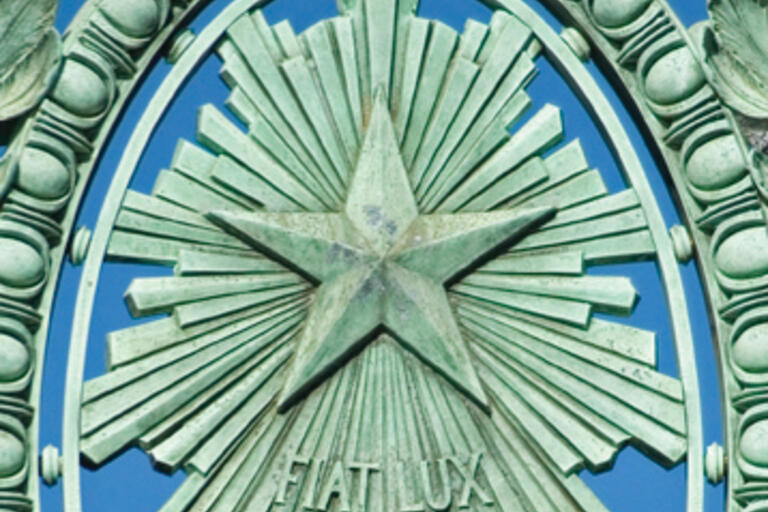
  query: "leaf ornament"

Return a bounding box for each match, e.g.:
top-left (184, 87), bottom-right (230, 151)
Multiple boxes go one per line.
top-left (704, 0), bottom-right (768, 119)
top-left (0, 0), bottom-right (62, 122)
top-left (0, 117), bottom-right (33, 200)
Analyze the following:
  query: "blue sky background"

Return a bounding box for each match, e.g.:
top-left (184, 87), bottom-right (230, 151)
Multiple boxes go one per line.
top-left (40, 0), bottom-right (723, 510)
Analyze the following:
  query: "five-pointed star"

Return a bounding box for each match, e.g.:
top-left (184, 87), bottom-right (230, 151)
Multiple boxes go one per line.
top-left (209, 90), bottom-right (555, 413)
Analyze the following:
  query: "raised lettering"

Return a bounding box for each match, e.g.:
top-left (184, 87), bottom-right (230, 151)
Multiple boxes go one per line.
top-left (420, 458), bottom-right (452, 511)
top-left (302, 458), bottom-right (324, 510)
top-left (449, 452), bottom-right (493, 508)
top-left (349, 461), bottom-right (379, 508)
top-left (275, 454), bottom-right (309, 504)
top-left (317, 460), bottom-right (351, 512)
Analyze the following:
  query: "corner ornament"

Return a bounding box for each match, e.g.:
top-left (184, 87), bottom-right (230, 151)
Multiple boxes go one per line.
top-left (0, 0), bottom-right (61, 122)
top-left (0, 0), bottom-right (62, 198)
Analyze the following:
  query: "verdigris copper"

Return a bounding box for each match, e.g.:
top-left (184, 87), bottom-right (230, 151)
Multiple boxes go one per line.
top-left (10, 0), bottom-right (768, 508)
top-left (77, 2), bottom-right (690, 511)
top-left (0, 0), bottom-right (61, 199)
top-left (209, 90), bottom-right (554, 413)
top-left (0, 0), bottom-right (61, 122)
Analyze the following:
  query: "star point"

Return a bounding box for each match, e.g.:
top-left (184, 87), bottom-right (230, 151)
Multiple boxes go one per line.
top-left (277, 263), bottom-right (386, 413)
top-left (206, 210), bottom-right (374, 283)
top-left (392, 206), bottom-right (557, 284)
top-left (345, 87), bottom-right (418, 254)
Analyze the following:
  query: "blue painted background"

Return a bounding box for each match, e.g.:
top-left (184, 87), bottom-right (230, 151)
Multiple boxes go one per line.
top-left (40, 0), bottom-right (724, 510)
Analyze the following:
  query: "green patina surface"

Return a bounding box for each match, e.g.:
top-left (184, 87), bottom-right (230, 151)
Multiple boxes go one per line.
top-left (210, 89), bottom-right (553, 412)
top-left (73, 2), bottom-right (691, 511)
top-left (2, 0), bottom-right (768, 510)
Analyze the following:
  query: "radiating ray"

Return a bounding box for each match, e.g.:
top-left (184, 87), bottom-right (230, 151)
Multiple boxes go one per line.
top-left (394, 17), bottom-right (429, 144)
top-left (107, 230), bottom-right (252, 266)
top-left (197, 105), bottom-right (329, 211)
top-left (417, 18), bottom-right (536, 206)
top-left (115, 210), bottom-right (248, 251)
top-left (173, 286), bottom-right (308, 328)
top-left (331, 17), bottom-right (364, 139)
top-left (218, 41), bottom-right (337, 207)
top-left (462, 318), bottom-right (687, 464)
top-left (401, 21), bottom-right (458, 169)
top-left (175, 250), bottom-right (283, 276)
top-left (478, 251), bottom-right (584, 276)
top-left (408, 58), bottom-right (480, 193)
top-left (149, 344), bottom-right (291, 472)
top-left (225, 16), bottom-right (344, 200)
top-left (460, 274), bottom-right (638, 315)
top-left (170, 140), bottom-right (259, 210)
top-left (453, 283), bottom-right (593, 326)
top-left (125, 273), bottom-right (303, 317)
top-left (152, 169), bottom-right (248, 213)
top-left (106, 295), bottom-right (306, 371)
top-left (81, 317), bottom-right (302, 465)
top-left (484, 303), bottom-right (659, 366)
top-left (458, 157), bottom-right (549, 212)
top-left (121, 190), bottom-right (217, 230)
top-left (281, 56), bottom-right (351, 184)
top-left (437, 104), bottom-right (564, 212)
top-left (303, 21), bottom-right (359, 163)
top-left (272, 20), bottom-right (304, 58)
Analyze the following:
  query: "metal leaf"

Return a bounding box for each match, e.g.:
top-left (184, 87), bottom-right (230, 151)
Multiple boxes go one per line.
top-left (0, 0), bottom-right (61, 121)
top-left (705, 0), bottom-right (768, 119)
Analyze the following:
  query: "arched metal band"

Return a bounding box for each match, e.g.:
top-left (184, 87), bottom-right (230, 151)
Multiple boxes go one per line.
top-left (62, 0), bottom-right (705, 511)
top-left (61, 1), bottom-right (274, 510)
top-left (0, 1), bottom-right (224, 510)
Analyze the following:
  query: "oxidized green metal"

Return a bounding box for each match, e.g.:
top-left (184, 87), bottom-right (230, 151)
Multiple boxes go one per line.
top-left (208, 90), bottom-right (555, 414)
top-left (0, 0), bottom-right (766, 510)
top-left (75, 3), bottom-right (688, 511)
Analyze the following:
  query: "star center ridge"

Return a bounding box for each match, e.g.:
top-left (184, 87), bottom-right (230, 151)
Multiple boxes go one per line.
top-left (208, 89), bottom-right (555, 413)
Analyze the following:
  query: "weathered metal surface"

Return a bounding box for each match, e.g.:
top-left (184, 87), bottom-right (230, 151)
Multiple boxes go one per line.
top-left (0, 0), bottom-right (765, 510)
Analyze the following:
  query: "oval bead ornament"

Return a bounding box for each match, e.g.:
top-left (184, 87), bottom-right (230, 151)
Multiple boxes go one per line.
top-left (590, 0), bottom-right (652, 28)
top-left (644, 46), bottom-right (705, 105)
top-left (743, 419), bottom-right (768, 467)
top-left (0, 333), bottom-right (29, 382)
top-left (51, 58), bottom-right (111, 118)
top-left (729, 307), bottom-right (768, 386)
top-left (738, 405), bottom-right (768, 481)
top-left (0, 318), bottom-right (33, 393)
top-left (734, 323), bottom-right (768, 374)
top-left (716, 226), bottom-right (768, 279)
top-left (0, 416), bottom-right (28, 488)
top-left (0, 238), bottom-right (45, 288)
top-left (0, 429), bottom-right (25, 478)
top-left (16, 146), bottom-right (72, 200)
top-left (99, 0), bottom-right (162, 38)
top-left (686, 134), bottom-right (747, 191)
